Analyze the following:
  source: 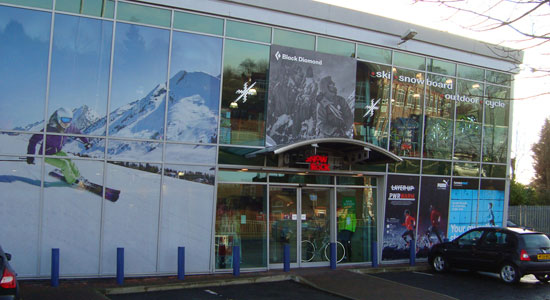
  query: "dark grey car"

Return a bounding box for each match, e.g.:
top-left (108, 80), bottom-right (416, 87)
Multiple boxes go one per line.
top-left (0, 245), bottom-right (19, 300)
top-left (428, 227), bottom-right (550, 284)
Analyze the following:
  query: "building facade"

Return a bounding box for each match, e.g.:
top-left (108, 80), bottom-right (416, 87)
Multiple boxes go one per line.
top-left (0, 0), bottom-right (521, 278)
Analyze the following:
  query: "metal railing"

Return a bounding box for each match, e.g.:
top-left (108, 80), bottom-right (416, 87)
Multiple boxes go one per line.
top-left (508, 206), bottom-right (550, 234)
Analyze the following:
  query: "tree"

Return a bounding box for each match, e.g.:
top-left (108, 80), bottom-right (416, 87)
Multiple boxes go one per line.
top-left (412, 0), bottom-right (550, 99)
top-left (531, 118), bottom-right (550, 204)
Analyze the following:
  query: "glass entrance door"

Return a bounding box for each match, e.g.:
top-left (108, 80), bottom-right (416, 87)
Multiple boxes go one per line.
top-left (269, 187), bottom-right (298, 265)
top-left (300, 188), bottom-right (332, 264)
top-left (269, 187), bottom-right (334, 267)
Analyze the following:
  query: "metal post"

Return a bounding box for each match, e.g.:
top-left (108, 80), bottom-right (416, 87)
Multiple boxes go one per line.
top-left (371, 241), bottom-right (378, 268)
top-left (117, 247), bottom-right (124, 285)
top-left (330, 242), bottom-right (336, 270)
top-left (283, 244), bottom-right (290, 272)
top-left (51, 248), bottom-right (59, 287)
top-left (178, 247), bottom-right (185, 280)
top-left (409, 239), bottom-right (416, 266)
top-left (232, 246), bottom-right (240, 276)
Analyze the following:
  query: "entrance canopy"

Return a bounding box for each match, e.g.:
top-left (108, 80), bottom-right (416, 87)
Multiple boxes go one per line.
top-left (246, 138), bottom-right (402, 167)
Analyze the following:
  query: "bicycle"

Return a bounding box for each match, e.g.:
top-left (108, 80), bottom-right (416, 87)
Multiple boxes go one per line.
top-left (301, 237), bottom-right (345, 263)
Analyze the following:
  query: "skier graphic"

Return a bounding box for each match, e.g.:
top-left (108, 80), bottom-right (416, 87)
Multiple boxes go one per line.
top-left (26, 107), bottom-right (91, 185)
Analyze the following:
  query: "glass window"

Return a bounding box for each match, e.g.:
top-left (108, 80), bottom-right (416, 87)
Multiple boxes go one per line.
top-left (164, 144), bottom-right (216, 165)
top-left (0, 155), bottom-right (41, 275)
top-left (0, 7), bottom-right (50, 132)
top-left (220, 40), bottom-right (269, 146)
top-left (159, 164), bottom-right (215, 273)
top-left (55, 0), bottom-right (114, 18)
top-left (453, 162), bottom-right (480, 177)
top-left (106, 140), bottom-right (162, 162)
top-left (317, 37), bottom-right (355, 57)
top-left (422, 160), bottom-right (452, 176)
top-left (273, 28), bottom-right (315, 51)
top-left (428, 59), bottom-right (456, 76)
top-left (351, 163), bottom-right (387, 172)
top-left (337, 187), bottom-right (377, 263)
top-left (483, 85), bottom-right (510, 163)
top-left (269, 187), bottom-right (297, 264)
top-left (218, 146), bottom-right (265, 166)
top-left (390, 68), bottom-right (424, 157)
top-left (457, 64), bottom-right (484, 81)
top-left (48, 14), bottom-right (112, 136)
top-left (110, 23), bottom-right (169, 139)
top-left (0, 0), bottom-right (51, 9)
top-left (215, 184), bottom-right (267, 269)
top-left (41, 159), bottom-right (103, 275)
top-left (102, 161), bottom-right (161, 275)
top-left (268, 173), bottom-right (333, 184)
top-left (423, 74), bottom-right (455, 159)
top-left (388, 159), bottom-right (421, 174)
top-left (457, 229), bottom-right (484, 246)
top-left (354, 62), bottom-right (390, 148)
top-left (393, 52), bottom-right (425, 70)
top-left (167, 31), bottom-right (222, 143)
top-left (173, 11), bottom-right (223, 36)
top-left (43, 134), bottom-right (105, 159)
top-left (337, 176), bottom-right (376, 186)
top-left (116, 1), bottom-right (171, 28)
top-left (486, 70), bottom-right (512, 86)
top-left (454, 80), bottom-right (483, 161)
top-left (482, 164), bottom-right (507, 178)
top-left (357, 44), bottom-right (391, 64)
top-left (218, 171), bottom-right (267, 182)
top-left (226, 20), bottom-right (271, 43)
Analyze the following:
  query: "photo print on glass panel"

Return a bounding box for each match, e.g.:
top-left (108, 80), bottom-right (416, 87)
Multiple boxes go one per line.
top-left (266, 45), bottom-right (356, 146)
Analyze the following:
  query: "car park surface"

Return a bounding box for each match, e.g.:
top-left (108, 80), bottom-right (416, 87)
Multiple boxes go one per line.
top-left (428, 227), bottom-right (550, 283)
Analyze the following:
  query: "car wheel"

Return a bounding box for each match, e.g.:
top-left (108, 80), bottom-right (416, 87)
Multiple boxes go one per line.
top-left (535, 274), bottom-right (550, 283)
top-left (431, 254), bottom-right (447, 273)
top-left (500, 263), bottom-right (520, 284)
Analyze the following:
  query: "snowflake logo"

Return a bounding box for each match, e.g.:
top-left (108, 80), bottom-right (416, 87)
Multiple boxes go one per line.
top-left (363, 98), bottom-right (381, 118)
top-left (233, 81), bottom-right (257, 105)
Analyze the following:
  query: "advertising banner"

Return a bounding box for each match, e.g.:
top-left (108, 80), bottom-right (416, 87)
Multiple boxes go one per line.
top-left (479, 179), bottom-right (505, 227)
top-left (416, 177), bottom-right (450, 258)
top-left (265, 45), bottom-right (356, 146)
top-left (448, 178), bottom-right (479, 240)
top-left (382, 175), bottom-right (419, 261)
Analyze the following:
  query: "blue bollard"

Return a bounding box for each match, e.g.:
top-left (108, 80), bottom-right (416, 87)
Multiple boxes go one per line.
top-left (371, 241), bottom-right (378, 268)
top-left (51, 248), bottom-right (59, 287)
top-left (117, 247), bottom-right (124, 285)
top-left (330, 242), bottom-right (336, 270)
top-left (283, 244), bottom-right (290, 272)
top-left (232, 246), bottom-right (240, 276)
top-left (178, 247), bottom-right (185, 280)
top-left (409, 239), bottom-right (416, 266)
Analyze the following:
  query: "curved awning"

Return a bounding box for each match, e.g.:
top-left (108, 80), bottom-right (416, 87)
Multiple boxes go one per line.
top-left (246, 138), bottom-right (401, 165)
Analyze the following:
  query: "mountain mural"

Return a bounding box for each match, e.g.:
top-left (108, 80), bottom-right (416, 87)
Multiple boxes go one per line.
top-left (11, 70), bottom-right (221, 159)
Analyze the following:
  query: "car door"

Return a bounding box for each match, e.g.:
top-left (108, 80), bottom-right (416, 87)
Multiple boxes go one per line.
top-left (446, 229), bottom-right (485, 269)
top-left (474, 229), bottom-right (503, 271)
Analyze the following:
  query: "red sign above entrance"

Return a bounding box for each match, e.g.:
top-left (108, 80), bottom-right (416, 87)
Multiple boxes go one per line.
top-left (306, 155), bottom-right (330, 171)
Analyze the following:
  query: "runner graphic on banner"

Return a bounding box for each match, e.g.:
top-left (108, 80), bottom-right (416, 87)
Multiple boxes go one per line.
top-left (382, 175), bottom-right (419, 261)
top-left (416, 177), bottom-right (450, 258)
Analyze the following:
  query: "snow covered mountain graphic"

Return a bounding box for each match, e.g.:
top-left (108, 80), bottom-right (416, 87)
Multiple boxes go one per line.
top-left (87, 70), bottom-right (220, 141)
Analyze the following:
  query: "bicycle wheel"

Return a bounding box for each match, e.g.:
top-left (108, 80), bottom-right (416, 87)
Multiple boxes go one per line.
top-left (301, 240), bottom-right (316, 262)
top-left (323, 241), bottom-right (346, 263)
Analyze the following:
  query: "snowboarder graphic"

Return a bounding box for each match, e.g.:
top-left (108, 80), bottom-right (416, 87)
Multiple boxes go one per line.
top-left (26, 107), bottom-right (91, 185)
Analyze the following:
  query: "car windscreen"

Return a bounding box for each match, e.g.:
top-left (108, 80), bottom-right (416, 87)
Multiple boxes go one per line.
top-left (522, 234), bottom-right (550, 248)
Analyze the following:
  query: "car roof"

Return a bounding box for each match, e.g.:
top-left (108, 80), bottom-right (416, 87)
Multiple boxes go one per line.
top-left (471, 226), bottom-right (542, 235)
